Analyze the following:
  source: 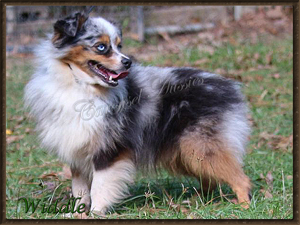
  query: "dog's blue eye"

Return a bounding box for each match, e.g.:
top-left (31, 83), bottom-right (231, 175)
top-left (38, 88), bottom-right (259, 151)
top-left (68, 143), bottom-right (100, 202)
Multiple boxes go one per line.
top-left (97, 44), bottom-right (106, 52)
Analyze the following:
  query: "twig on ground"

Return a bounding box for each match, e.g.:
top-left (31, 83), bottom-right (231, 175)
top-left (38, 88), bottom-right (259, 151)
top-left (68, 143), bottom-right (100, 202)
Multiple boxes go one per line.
top-left (7, 160), bottom-right (60, 173)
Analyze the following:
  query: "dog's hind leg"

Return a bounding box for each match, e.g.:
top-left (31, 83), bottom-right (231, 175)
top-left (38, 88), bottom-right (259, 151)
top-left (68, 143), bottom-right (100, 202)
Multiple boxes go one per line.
top-left (90, 150), bottom-right (136, 215)
top-left (179, 128), bottom-right (251, 208)
top-left (198, 176), bottom-right (216, 195)
top-left (203, 150), bottom-right (251, 208)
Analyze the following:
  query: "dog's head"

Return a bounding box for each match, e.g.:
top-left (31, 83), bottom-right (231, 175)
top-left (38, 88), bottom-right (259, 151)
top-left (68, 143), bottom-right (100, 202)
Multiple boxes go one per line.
top-left (52, 12), bottom-right (131, 87)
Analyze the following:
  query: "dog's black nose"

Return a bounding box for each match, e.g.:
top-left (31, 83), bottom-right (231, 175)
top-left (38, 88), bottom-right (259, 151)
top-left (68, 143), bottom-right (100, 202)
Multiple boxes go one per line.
top-left (121, 58), bottom-right (132, 69)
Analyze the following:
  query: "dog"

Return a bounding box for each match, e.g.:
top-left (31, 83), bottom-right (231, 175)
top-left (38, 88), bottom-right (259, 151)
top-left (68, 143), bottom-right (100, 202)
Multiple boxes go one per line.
top-left (24, 11), bottom-right (252, 215)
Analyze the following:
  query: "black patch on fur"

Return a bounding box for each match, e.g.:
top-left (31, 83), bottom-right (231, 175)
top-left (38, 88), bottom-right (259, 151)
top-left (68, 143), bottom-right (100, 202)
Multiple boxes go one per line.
top-left (172, 67), bottom-right (204, 79)
top-left (93, 145), bottom-right (124, 170)
top-left (151, 68), bottom-right (243, 162)
top-left (104, 46), bottom-right (113, 57)
top-left (121, 76), bottom-right (150, 162)
top-left (53, 12), bottom-right (88, 48)
top-left (84, 36), bottom-right (94, 40)
top-left (99, 74), bottom-right (150, 169)
top-left (248, 192), bottom-right (252, 201)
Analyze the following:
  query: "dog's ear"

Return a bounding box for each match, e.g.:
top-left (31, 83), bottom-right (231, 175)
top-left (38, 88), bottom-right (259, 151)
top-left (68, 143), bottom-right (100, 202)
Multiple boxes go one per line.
top-left (52, 12), bottom-right (88, 48)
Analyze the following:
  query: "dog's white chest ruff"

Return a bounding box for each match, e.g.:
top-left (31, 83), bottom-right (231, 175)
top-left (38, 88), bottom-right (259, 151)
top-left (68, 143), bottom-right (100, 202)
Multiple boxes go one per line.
top-left (26, 77), bottom-right (110, 164)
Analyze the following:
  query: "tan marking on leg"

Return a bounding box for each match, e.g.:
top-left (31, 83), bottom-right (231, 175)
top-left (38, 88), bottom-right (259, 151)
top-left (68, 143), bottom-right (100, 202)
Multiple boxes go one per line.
top-left (160, 147), bottom-right (190, 176)
top-left (177, 128), bottom-right (251, 207)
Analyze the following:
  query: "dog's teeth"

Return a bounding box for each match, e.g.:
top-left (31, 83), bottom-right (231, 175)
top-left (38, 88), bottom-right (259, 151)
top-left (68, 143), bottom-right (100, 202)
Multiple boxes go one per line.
top-left (109, 76), bottom-right (112, 81)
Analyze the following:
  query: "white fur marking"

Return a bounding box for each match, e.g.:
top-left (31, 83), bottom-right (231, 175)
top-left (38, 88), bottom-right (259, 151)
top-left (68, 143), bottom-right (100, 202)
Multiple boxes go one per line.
top-left (72, 175), bottom-right (91, 209)
top-left (221, 105), bottom-right (251, 165)
top-left (90, 159), bottom-right (135, 214)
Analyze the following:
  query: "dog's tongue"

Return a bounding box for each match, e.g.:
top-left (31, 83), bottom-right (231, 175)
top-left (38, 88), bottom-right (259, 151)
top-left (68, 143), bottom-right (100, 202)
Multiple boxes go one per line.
top-left (111, 71), bottom-right (129, 80)
top-left (96, 64), bottom-right (129, 80)
top-left (104, 70), bottom-right (129, 80)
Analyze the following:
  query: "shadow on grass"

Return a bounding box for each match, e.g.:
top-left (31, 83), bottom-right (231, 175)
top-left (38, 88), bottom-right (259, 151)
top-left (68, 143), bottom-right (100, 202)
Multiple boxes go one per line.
top-left (114, 173), bottom-right (237, 213)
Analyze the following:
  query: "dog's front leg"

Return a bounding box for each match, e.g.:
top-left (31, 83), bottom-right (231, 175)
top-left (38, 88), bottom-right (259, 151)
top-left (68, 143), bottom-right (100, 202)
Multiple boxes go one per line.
top-left (71, 167), bottom-right (91, 212)
top-left (90, 151), bottom-right (136, 215)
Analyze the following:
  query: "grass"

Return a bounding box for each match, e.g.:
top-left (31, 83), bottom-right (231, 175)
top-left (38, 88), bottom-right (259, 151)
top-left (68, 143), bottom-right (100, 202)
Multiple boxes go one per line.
top-left (6, 35), bottom-right (293, 219)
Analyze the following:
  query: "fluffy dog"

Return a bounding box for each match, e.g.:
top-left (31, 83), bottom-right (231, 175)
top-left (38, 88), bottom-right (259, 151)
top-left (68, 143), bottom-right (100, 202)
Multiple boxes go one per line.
top-left (24, 11), bottom-right (251, 215)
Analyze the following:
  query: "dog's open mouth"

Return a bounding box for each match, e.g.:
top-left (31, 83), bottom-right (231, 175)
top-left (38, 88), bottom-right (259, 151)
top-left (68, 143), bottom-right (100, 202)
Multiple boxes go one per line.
top-left (88, 60), bottom-right (129, 86)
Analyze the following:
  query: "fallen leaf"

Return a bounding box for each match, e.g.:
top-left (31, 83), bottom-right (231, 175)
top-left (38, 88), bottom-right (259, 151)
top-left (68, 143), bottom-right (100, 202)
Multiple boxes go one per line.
top-left (25, 128), bottom-right (32, 133)
top-left (230, 214), bottom-right (239, 219)
top-left (158, 32), bottom-right (172, 42)
top-left (254, 53), bottom-right (260, 60)
top-left (14, 124), bottom-right (23, 129)
top-left (265, 52), bottom-right (273, 65)
top-left (198, 45), bottom-right (215, 55)
top-left (6, 135), bottom-right (24, 144)
top-left (227, 69), bottom-right (245, 76)
top-left (6, 129), bottom-right (13, 135)
top-left (229, 198), bottom-right (238, 204)
top-left (266, 171), bottom-right (274, 190)
top-left (73, 212), bottom-right (89, 219)
top-left (259, 90), bottom-right (268, 101)
top-left (197, 32), bottom-right (215, 41)
top-left (180, 206), bottom-right (189, 214)
top-left (257, 65), bottom-right (274, 70)
top-left (11, 115), bottom-right (25, 122)
top-left (194, 58), bottom-right (208, 65)
top-left (58, 165), bottom-right (72, 180)
top-left (39, 172), bottom-right (59, 179)
top-left (275, 135), bottom-right (293, 150)
top-left (254, 75), bottom-right (264, 81)
top-left (215, 68), bottom-right (226, 75)
top-left (266, 26), bottom-right (279, 35)
top-left (40, 181), bottom-right (56, 191)
top-left (260, 189), bottom-right (273, 199)
top-left (182, 199), bottom-right (191, 205)
top-left (187, 214), bottom-right (195, 219)
top-left (259, 131), bottom-right (275, 140)
top-left (260, 173), bottom-right (265, 180)
top-left (212, 201), bottom-right (221, 207)
top-left (266, 6), bottom-right (284, 19)
top-left (125, 32), bottom-right (140, 41)
top-left (259, 132), bottom-right (292, 151)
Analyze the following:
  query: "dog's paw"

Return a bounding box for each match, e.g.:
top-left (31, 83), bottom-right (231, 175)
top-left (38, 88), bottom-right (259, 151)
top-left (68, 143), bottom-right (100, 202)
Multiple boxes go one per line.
top-left (74, 195), bottom-right (91, 213)
top-left (62, 212), bottom-right (89, 219)
top-left (229, 198), bottom-right (250, 209)
top-left (73, 212), bottom-right (90, 219)
top-left (89, 210), bottom-right (107, 219)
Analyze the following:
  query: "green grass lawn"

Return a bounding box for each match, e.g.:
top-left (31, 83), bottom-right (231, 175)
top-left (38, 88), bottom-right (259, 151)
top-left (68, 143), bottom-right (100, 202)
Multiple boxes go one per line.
top-left (6, 35), bottom-right (293, 219)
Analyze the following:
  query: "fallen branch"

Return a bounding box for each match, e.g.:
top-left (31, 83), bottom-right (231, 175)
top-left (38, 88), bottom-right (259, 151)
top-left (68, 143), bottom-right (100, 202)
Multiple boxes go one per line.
top-left (145, 23), bottom-right (215, 35)
top-left (7, 160), bottom-right (60, 173)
